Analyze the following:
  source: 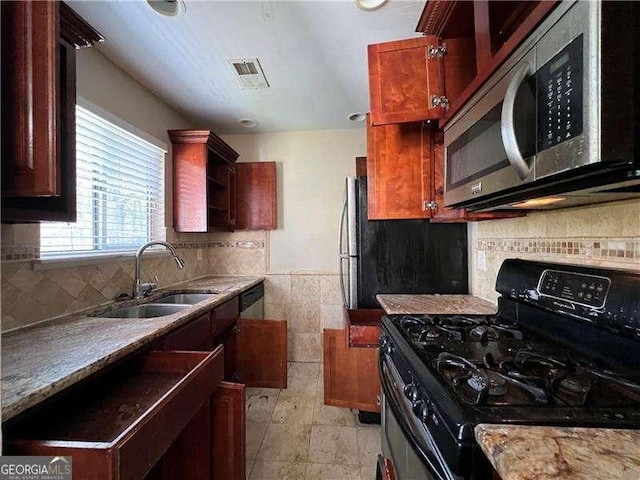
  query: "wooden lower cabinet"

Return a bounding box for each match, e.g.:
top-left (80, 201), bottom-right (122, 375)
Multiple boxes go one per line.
top-left (161, 402), bottom-right (212, 479)
top-left (323, 328), bottom-right (381, 412)
top-left (6, 349), bottom-right (224, 480)
top-left (212, 382), bottom-right (246, 480)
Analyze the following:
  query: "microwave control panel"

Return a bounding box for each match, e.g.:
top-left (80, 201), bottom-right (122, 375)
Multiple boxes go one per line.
top-left (537, 35), bottom-right (583, 152)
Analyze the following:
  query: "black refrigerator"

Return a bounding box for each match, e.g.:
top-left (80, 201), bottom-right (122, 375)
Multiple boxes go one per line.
top-left (339, 177), bottom-right (468, 309)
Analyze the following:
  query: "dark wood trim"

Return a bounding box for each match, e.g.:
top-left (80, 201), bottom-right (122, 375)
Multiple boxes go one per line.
top-left (168, 130), bottom-right (239, 162)
top-left (473, 1), bottom-right (492, 74)
top-left (60, 2), bottom-right (104, 48)
top-left (416, 0), bottom-right (459, 37)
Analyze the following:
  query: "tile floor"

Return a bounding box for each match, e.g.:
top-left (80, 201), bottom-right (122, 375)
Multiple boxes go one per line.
top-left (246, 362), bottom-right (381, 480)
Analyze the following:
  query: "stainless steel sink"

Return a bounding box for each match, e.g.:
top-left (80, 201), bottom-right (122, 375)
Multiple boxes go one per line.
top-left (98, 304), bottom-right (190, 318)
top-left (150, 293), bottom-right (216, 305)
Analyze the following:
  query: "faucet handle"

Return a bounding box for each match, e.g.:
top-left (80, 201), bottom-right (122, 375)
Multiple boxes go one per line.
top-left (152, 275), bottom-right (159, 287)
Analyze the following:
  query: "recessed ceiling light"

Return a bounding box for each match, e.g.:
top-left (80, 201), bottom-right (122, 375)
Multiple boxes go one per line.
top-left (348, 112), bottom-right (367, 122)
top-left (353, 0), bottom-right (388, 11)
top-left (240, 119), bottom-right (259, 128)
top-left (146, 0), bottom-right (186, 17)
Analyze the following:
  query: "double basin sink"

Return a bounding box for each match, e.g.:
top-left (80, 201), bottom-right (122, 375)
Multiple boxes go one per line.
top-left (97, 293), bottom-right (217, 318)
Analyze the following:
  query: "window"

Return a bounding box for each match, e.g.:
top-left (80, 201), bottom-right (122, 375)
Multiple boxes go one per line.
top-left (40, 106), bottom-right (166, 258)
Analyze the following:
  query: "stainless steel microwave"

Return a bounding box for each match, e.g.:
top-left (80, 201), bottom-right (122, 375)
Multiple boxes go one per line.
top-left (444, 1), bottom-right (640, 211)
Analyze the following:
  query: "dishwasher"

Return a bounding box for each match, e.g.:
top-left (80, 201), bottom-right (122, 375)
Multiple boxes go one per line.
top-left (239, 282), bottom-right (264, 319)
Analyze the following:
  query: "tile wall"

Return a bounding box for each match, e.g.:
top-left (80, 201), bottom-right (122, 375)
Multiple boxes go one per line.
top-left (472, 199), bottom-right (640, 302)
top-left (1, 227), bottom-right (343, 364)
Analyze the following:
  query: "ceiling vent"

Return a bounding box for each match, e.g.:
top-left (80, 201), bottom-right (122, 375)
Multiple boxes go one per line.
top-left (226, 58), bottom-right (270, 90)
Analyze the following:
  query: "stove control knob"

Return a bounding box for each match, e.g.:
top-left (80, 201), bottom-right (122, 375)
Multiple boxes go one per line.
top-left (404, 383), bottom-right (420, 402)
top-left (380, 337), bottom-right (393, 357)
top-left (413, 401), bottom-right (430, 423)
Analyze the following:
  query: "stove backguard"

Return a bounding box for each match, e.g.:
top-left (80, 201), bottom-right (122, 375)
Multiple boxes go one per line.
top-left (495, 259), bottom-right (640, 341)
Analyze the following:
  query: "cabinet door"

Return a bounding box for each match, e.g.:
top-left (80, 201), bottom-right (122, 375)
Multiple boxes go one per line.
top-left (212, 381), bottom-right (245, 480)
top-left (367, 119), bottom-right (434, 220)
top-left (1, 1), bottom-right (59, 198)
top-left (368, 36), bottom-right (443, 125)
top-left (235, 162), bottom-right (277, 230)
top-left (1, 3), bottom-right (89, 222)
top-left (235, 319), bottom-right (287, 388)
top-left (323, 329), bottom-right (381, 412)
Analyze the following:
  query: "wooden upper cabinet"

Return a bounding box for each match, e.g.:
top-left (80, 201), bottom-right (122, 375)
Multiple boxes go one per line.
top-left (235, 161), bottom-right (277, 230)
top-left (170, 130), bottom-right (277, 232)
top-left (416, 0), bottom-right (558, 124)
top-left (367, 117), bottom-right (435, 220)
top-left (368, 36), bottom-right (444, 126)
top-left (170, 130), bottom-right (239, 232)
top-left (1, 1), bottom-right (102, 222)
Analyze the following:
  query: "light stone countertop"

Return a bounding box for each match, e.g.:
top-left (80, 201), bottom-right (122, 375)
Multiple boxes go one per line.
top-left (376, 294), bottom-right (497, 315)
top-left (475, 424), bottom-right (640, 480)
top-left (1, 275), bottom-right (264, 421)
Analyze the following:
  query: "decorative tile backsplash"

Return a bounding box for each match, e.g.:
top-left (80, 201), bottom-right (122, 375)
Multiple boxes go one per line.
top-left (476, 238), bottom-right (639, 261)
top-left (0, 226), bottom-right (340, 365)
top-left (472, 199), bottom-right (640, 303)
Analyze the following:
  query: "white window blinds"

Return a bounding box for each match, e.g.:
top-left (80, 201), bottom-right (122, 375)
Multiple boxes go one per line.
top-left (40, 106), bottom-right (166, 258)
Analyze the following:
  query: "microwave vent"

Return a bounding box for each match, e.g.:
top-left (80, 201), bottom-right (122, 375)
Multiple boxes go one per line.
top-left (226, 57), bottom-right (270, 90)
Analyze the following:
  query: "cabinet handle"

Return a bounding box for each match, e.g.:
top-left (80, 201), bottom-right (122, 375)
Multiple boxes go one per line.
top-left (233, 325), bottom-right (241, 333)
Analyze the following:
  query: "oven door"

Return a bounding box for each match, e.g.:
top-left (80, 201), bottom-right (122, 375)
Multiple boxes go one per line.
top-left (444, 49), bottom-right (537, 208)
top-left (378, 355), bottom-right (462, 480)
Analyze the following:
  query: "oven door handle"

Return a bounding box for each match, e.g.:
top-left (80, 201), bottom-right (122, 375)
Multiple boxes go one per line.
top-left (379, 354), bottom-right (459, 480)
top-left (501, 61), bottom-right (535, 181)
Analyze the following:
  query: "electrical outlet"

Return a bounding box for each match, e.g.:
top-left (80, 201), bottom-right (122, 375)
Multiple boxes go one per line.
top-left (197, 248), bottom-right (203, 261)
top-left (476, 251), bottom-right (486, 272)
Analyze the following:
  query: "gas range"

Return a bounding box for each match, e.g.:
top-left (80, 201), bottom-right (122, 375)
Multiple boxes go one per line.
top-left (378, 259), bottom-right (640, 480)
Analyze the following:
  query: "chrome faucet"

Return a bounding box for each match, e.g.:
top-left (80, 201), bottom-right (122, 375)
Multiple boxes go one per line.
top-left (133, 241), bottom-right (186, 299)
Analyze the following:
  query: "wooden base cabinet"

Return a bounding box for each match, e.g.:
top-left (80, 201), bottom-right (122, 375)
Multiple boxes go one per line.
top-left (323, 328), bottom-right (381, 413)
top-left (6, 349), bottom-right (224, 480)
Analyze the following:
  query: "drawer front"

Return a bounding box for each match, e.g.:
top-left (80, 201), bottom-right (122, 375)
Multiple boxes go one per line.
top-left (212, 296), bottom-right (239, 335)
top-left (162, 313), bottom-right (213, 351)
top-left (7, 348), bottom-right (225, 480)
top-left (239, 283), bottom-right (264, 311)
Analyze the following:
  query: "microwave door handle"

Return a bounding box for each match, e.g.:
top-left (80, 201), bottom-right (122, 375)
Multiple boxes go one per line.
top-left (501, 62), bottom-right (535, 180)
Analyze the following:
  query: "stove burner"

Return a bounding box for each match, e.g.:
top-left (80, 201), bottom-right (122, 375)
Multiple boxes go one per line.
top-left (469, 325), bottom-right (500, 342)
top-left (467, 370), bottom-right (507, 396)
top-left (558, 375), bottom-right (590, 395)
top-left (400, 315), bottom-right (464, 344)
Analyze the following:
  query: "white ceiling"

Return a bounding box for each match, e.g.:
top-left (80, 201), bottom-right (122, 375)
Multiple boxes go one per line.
top-left (68, 0), bottom-right (425, 134)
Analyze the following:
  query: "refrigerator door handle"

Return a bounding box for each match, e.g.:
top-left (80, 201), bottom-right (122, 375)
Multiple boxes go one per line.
top-left (339, 195), bottom-right (348, 256)
top-left (339, 192), bottom-right (349, 307)
top-left (339, 256), bottom-right (348, 307)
